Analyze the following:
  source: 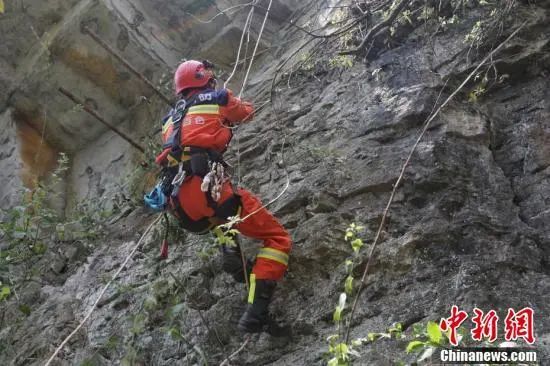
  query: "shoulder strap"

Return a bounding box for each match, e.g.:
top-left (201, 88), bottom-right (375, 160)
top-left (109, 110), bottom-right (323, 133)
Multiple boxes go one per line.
top-left (162, 95), bottom-right (198, 152)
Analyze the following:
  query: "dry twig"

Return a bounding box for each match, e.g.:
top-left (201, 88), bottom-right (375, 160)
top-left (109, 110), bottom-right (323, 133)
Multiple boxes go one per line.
top-left (340, 0), bottom-right (411, 55)
top-left (219, 335), bottom-right (251, 366)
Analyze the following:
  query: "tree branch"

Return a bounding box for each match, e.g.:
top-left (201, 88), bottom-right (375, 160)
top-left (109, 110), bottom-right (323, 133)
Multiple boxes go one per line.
top-left (340, 0), bottom-right (411, 55)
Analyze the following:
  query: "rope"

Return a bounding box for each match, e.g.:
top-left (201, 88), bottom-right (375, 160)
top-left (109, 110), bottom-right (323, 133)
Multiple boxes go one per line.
top-left (220, 0), bottom-right (291, 219)
top-left (343, 20), bottom-right (527, 344)
top-left (220, 136), bottom-right (290, 230)
top-left (239, 0), bottom-right (273, 98)
top-left (44, 214), bottom-right (163, 366)
top-left (224, 3), bottom-right (255, 88)
top-left (216, 0), bottom-right (301, 231)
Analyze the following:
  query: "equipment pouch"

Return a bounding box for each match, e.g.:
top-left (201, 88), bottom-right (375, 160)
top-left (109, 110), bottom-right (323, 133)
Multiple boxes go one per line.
top-left (190, 153), bottom-right (209, 177)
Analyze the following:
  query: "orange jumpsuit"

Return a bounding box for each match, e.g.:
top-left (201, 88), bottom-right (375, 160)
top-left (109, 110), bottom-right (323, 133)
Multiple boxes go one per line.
top-left (159, 88), bottom-right (291, 281)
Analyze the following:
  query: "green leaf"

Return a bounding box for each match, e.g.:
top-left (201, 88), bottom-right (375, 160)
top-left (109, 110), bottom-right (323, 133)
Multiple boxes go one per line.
top-left (406, 340), bottom-right (425, 353)
top-left (0, 285), bottom-right (10, 300)
top-left (335, 343), bottom-right (349, 358)
top-left (389, 322), bottom-right (402, 333)
top-left (427, 321), bottom-right (442, 344)
top-left (332, 292), bottom-right (347, 322)
top-left (333, 307), bottom-right (342, 322)
top-left (367, 332), bottom-right (381, 342)
top-left (389, 322), bottom-right (403, 338)
top-left (169, 327), bottom-right (183, 340)
top-left (0, 0), bottom-right (4, 14)
top-left (351, 238), bottom-right (363, 253)
top-left (31, 243), bottom-right (47, 255)
top-left (19, 304), bottom-right (31, 316)
top-left (344, 276), bottom-right (353, 295)
top-left (345, 259), bottom-right (353, 273)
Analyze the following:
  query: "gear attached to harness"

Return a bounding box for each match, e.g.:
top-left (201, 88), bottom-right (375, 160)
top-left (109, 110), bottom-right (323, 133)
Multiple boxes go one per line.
top-left (145, 89), bottom-right (241, 235)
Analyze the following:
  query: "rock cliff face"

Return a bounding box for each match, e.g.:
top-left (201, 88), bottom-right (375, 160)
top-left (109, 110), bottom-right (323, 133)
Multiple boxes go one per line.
top-left (1, 0), bottom-right (549, 365)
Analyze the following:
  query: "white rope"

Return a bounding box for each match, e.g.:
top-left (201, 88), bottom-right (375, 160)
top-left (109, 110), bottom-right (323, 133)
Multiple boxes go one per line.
top-left (221, 136), bottom-right (290, 229)
top-left (44, 214), bottom-right (163, 366)
top-left (224, 3), bottom-right (255, 88)
top-left (239, 0), bottom-right (273, 98)
top-left (217, 0), bottom-right (290, 228)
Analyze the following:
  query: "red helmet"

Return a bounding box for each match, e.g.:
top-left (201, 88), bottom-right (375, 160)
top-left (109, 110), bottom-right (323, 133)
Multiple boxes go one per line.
top-left (174, 60), bottom-right (215, 95)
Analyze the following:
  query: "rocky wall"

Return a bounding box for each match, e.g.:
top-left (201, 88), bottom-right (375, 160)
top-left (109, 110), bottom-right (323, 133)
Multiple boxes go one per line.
top-left (1, 1), bottom-right (549, 365)
top-left (0, 110), bottom-right (24, 209)
top-left (0, 0), bottom-right (306, 211)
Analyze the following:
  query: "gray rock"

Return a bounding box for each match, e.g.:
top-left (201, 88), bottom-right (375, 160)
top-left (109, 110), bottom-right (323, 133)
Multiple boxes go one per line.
top-left (1, 1), bottom-right (550, 366)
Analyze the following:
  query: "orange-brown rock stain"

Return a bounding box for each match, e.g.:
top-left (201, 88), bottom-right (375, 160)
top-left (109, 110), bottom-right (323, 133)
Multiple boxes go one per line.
top-left (14, 111), bottom-right (59, 188)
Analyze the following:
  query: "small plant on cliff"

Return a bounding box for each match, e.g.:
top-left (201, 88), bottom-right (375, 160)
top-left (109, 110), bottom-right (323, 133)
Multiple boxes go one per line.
top-left (326, 223), bottom-right (367, 365)
top-left (463, 0), bottom-right (516, 51)
top-left (405, 321), bottom-right (449, 362)
top-left (0, 152), bottom-right (68, 262)
top-left (328, 55), bottom-right (354, 69)
top-left (0, 281), bottom-right (11, 301)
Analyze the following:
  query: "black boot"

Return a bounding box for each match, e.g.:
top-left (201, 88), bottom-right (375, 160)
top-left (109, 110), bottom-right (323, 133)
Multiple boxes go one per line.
top-left (238, 276), bottom-right (276, 333)
top-left (221, 245), bottom-right (252, 283)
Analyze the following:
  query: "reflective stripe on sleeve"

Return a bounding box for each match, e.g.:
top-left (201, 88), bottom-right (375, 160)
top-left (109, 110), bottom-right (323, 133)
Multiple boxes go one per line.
top-left (187, 105), bottom-right (220, 115)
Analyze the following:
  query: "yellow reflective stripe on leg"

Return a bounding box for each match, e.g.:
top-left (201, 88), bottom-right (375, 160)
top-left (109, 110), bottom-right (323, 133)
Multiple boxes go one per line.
top-left (257, 247), bottom-right (289, 266)
top-left (248, 273), bottom-right (256, 304)
top-left (187, 105), bottom-right (220, 115)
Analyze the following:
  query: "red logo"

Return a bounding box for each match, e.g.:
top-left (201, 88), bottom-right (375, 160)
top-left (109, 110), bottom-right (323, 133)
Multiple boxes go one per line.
top-left (504, 307), bottom-right (535, 344)
top-left (440, 305), bottom-right (469, 346)
top-left (471, 308), bottom-right (499, 342)
top-left (440, 306), bottom-right (535, 346)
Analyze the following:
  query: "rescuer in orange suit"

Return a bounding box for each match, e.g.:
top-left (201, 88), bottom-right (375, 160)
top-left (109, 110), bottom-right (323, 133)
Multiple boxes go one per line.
top-left (154, 60), bottom-right (292, 333)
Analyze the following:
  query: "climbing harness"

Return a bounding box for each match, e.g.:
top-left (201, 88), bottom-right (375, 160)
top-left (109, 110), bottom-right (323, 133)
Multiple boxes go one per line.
top-left (145, 88), bottom-right (243, 240)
